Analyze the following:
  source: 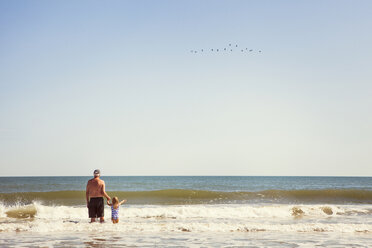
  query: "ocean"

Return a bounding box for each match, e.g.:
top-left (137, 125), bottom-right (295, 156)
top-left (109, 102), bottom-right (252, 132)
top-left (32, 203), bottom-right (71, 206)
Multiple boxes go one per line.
top-left (0, 176), bottom-right (371, 247)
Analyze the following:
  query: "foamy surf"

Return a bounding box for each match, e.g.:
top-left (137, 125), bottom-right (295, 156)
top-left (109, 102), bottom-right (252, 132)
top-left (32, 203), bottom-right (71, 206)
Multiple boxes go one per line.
top-left (1, 202), bottom-right (371, 234)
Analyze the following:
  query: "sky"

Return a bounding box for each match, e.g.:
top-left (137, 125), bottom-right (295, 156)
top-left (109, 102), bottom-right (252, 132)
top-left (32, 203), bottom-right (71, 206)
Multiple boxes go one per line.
top-left (0, 0), bottom-right (371, 176)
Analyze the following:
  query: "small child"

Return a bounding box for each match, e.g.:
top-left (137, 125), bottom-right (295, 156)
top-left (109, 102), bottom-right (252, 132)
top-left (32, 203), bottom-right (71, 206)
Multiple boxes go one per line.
top-left (107, 197), bottom-right (126, 224)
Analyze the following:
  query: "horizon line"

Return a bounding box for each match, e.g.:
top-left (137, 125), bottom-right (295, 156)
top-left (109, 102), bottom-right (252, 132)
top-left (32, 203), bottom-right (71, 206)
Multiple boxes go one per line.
top-left (1, 175), bottom-right (371, 177)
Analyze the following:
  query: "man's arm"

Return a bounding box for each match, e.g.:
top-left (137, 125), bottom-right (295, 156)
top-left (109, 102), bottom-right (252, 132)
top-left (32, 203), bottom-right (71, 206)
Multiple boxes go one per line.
top-left (86, 181), bottom-right (90, 208)
top-left (101, 181), bottom-right (111, 201)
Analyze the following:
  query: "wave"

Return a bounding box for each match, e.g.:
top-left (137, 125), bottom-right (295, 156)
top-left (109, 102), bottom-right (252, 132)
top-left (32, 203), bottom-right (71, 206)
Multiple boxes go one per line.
top-left (0, 203), bottom-right (371, 234)
top-left (2, 203), bottom-right (371, 220)
top-left (0, 189), bottom-right (371, 206)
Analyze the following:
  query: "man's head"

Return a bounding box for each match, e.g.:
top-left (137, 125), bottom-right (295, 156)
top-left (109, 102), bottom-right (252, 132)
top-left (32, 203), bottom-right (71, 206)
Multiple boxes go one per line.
top-left (93, 169), bottom-right (100, 178)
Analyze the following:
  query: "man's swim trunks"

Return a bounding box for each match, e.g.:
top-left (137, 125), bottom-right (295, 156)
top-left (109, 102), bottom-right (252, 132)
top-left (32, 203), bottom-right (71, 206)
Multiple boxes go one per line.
top-left (88, 197), bottom-right (104, 218)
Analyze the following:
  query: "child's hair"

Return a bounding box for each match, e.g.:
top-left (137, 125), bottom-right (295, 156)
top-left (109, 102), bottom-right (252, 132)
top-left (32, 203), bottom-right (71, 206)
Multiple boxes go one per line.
top-left (112, 197), bottom-right (119, 206)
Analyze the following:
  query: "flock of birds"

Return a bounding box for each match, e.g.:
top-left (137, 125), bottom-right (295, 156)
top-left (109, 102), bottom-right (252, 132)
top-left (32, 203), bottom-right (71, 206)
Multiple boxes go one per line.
top-left (190, 43), bottom-right (261, 54)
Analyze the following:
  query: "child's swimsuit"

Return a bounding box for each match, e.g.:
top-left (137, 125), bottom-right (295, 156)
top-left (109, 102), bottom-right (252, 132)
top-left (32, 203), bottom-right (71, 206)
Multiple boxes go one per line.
top-left (111, 206), bottom-right (119, 220)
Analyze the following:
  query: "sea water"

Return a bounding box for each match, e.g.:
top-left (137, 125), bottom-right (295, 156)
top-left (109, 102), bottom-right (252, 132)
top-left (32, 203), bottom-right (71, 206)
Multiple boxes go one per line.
top-left (0, 176), bottom-right (371, 247)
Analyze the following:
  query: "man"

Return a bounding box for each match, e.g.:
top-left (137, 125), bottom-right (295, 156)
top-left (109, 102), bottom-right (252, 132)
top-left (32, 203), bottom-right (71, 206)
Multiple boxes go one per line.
top-left (86, 169), bottom-right (111, 223)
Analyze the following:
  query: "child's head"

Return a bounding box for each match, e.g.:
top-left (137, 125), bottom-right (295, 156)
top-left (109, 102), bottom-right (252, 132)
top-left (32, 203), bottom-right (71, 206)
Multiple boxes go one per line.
top-left (112, 197), bottom-right (119, 205)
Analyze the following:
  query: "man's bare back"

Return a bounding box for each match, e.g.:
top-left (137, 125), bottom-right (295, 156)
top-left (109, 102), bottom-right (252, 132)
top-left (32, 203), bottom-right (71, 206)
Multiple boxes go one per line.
top-left (86, 178), bottom-right (106, 198)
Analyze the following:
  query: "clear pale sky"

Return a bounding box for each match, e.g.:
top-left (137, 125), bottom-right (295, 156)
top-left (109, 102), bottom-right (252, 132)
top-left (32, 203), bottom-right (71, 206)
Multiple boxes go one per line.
top-left (1, 0), bottom-right (371, 176)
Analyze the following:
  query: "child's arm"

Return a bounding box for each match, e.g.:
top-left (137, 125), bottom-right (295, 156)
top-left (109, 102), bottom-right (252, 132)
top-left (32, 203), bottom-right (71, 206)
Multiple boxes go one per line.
top-left (107, 200), bottom-right (112, 206)
top-left (119, 199), bottom-right (127, 206)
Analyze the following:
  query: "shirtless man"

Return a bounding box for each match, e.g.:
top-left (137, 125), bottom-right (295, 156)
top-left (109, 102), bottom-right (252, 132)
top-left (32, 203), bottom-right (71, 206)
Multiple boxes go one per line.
top-left (86, 169), bottom-right (111, 223)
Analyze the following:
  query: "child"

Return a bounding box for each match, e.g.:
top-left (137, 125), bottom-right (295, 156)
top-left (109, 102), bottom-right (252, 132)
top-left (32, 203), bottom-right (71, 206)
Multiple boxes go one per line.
top-left (107, 197), bottom-right (126, 224)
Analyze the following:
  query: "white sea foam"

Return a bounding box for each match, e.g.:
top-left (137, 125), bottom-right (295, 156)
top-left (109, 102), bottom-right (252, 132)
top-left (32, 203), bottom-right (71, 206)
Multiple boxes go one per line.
top-left (0, 202), bottom-right (371, 234)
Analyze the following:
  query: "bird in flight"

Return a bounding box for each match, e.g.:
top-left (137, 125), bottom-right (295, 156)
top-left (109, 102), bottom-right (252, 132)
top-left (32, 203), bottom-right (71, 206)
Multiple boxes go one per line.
top-left (190, 43), bottom-right (262, 55)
